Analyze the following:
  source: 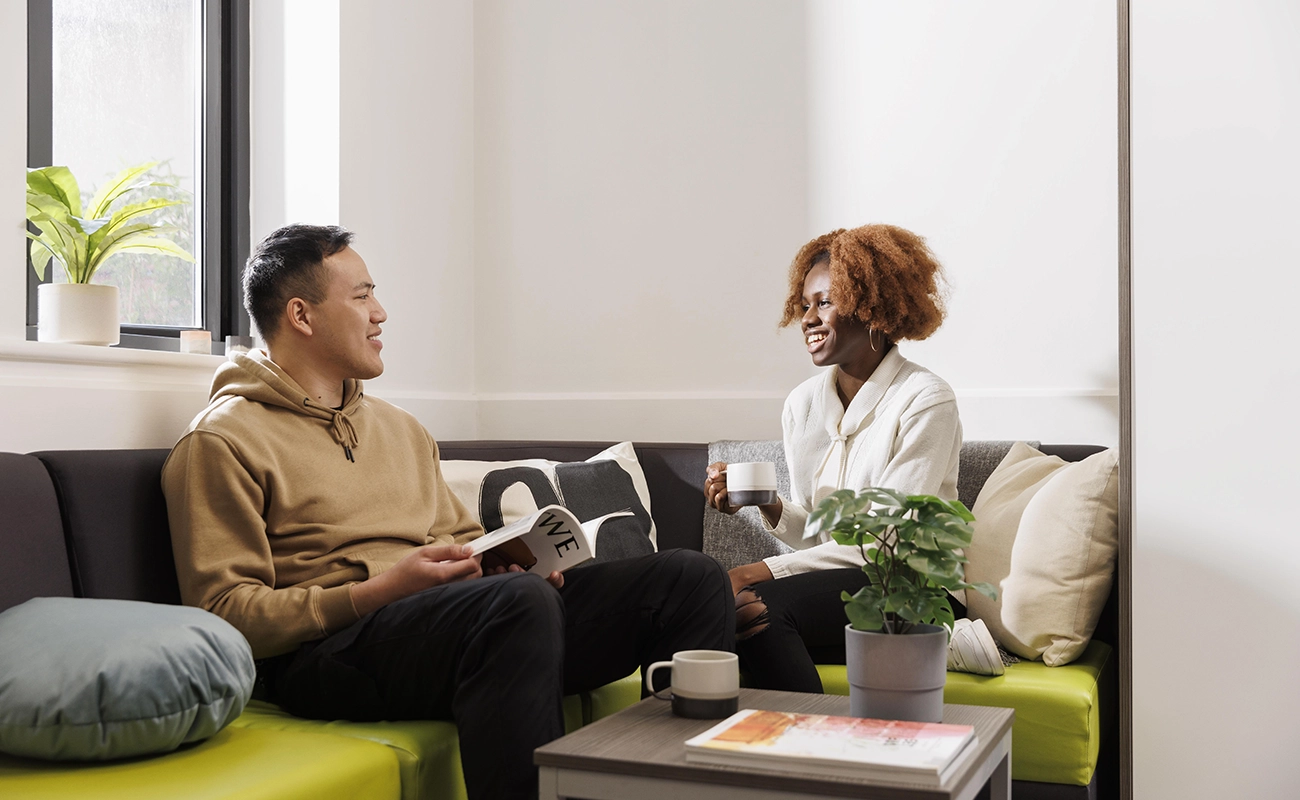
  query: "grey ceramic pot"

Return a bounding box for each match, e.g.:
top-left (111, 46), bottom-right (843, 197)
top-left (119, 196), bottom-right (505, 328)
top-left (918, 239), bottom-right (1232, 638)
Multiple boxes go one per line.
top-left (844, 623), bottom-right (947, 723)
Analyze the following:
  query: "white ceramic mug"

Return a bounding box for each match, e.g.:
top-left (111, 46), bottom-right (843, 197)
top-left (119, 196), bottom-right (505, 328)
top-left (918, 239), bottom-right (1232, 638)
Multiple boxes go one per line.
top-left (644, 649), bottom-right (740, 719)
top-left (726, 461), bottom-right (778, 507)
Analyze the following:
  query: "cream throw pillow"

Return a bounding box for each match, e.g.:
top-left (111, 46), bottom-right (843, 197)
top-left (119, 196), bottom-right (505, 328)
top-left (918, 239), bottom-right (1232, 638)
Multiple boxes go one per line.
top-left (1002, 448), bottom-right (1120, 665)
top-left (964, 442), bottom-right (1068, 658)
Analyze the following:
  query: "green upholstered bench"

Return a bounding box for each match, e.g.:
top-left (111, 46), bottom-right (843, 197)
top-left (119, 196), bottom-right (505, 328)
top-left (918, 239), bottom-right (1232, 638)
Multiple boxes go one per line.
top-left (817, 641), bottom-right (1115, 787)
top-left (230, 694), bottom-right (589, 800)
top-left (0, 727), bottom-right (402, 800)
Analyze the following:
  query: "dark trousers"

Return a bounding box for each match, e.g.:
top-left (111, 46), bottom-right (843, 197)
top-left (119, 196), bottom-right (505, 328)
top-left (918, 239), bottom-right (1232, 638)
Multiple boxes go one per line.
top-left (267, 549), bottom-right (734, 800)
top-left (736, 568), bottom-right (966, 693)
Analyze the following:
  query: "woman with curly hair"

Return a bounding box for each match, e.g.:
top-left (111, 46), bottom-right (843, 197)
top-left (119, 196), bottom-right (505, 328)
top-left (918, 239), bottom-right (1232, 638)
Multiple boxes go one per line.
top-left (704, 223), bottom-right (1002, 692)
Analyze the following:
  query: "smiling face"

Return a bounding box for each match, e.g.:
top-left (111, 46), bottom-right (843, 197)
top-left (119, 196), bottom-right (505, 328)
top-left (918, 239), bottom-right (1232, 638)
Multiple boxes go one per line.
top-left (800, 261), bottom-right (876, 369)
top-left (308, 246), bottom-right (387, 381)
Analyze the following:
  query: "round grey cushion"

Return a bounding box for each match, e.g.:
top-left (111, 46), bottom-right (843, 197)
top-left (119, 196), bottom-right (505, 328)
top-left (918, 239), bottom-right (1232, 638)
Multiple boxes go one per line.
top-left (0, 597), bottom-right (255, 761)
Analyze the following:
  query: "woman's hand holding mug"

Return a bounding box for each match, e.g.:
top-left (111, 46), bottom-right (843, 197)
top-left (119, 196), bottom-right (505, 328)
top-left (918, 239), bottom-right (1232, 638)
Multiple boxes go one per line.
top-left (705, 461), bottom-right (783, 526)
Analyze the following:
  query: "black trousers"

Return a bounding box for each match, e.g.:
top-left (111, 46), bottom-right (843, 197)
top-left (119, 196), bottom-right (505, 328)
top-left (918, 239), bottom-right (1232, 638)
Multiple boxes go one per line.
top-left (736, 568), bottom-right (966, 693)
top-left (266, 549), bottom-right (734, 800)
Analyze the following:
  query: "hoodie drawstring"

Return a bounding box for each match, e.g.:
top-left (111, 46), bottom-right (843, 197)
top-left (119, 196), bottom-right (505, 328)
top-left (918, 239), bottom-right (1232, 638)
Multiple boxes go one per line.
top-left (326, 408), bottom-right (359, 463)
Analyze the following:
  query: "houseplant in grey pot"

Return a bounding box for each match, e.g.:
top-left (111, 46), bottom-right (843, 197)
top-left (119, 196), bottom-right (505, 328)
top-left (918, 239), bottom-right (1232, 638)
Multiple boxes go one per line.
top-left (26, 163), bottom-right (193, 345)
top-left (807, 488), bottom-right (997, 722)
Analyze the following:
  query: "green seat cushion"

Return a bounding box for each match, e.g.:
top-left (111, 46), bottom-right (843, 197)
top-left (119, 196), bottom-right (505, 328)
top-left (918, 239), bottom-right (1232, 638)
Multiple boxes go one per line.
top-left (817, 640), bottom-right (1113, 785)
top-left (231, 694), bottom-right (586, 800)
top-left (587, 670), bottom-right (644, 721)
top-left (0, 726), bottom-right (400, 800)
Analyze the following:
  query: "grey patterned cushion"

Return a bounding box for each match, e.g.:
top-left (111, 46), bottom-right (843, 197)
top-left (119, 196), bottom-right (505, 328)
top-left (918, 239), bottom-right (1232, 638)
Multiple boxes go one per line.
top-left (0, 597), bottom-right (254, 761)
top-left (702, 440), bottom-right (794, 570)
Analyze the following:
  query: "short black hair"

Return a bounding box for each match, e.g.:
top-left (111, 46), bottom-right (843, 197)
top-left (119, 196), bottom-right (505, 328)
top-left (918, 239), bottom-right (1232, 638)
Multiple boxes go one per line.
top-left (243, 224), bottom-right (355, 341)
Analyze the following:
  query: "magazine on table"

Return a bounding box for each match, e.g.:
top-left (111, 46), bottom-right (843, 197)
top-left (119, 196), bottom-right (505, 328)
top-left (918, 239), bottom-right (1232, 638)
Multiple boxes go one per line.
top-left (684, 708), bottom-right (977, 785)
top-left (467, 505), bottom-right (631, 575)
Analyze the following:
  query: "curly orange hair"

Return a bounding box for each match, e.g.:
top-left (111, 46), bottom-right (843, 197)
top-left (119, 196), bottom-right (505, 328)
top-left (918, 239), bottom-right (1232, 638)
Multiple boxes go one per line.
top-left (779, 224), bottom-right (948, 341)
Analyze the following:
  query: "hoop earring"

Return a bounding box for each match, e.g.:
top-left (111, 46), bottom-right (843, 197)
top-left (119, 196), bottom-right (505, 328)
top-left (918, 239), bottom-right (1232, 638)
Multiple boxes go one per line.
top-left (868, 329), bottom-right (878, 352)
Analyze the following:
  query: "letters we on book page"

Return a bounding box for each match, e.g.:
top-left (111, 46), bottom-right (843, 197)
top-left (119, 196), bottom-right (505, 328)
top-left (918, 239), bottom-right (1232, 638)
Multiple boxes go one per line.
top-left (467, 505), bottom-right (631, 575)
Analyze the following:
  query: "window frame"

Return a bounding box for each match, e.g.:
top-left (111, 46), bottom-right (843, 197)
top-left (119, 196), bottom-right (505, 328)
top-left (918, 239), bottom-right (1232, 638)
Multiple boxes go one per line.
top-left (25, 0), bottom-right (251, 351)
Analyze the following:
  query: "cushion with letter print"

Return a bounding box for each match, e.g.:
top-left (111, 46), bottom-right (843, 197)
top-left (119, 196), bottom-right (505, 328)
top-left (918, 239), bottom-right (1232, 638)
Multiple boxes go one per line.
top-left (440, 441), bottom-right (657, 562)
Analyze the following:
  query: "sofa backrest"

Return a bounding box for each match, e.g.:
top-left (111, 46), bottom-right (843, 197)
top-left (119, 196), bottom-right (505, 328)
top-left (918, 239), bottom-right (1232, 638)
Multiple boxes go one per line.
top-left (33, 449), bottom-right (179, 605)
top-left (0, 453), bottom-right (73, 613)
top-left (6, 440), bottom-right (1115, 647)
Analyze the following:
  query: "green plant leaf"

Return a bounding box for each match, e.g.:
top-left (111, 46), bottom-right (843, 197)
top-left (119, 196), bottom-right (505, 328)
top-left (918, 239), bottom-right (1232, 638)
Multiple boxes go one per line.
top-left (844, 586), bottom-right (886, 631)
top-left (819, 486), bottom-right (982, 632)
top-left (86, 198), bottom-right (184, 253)
top-left (27, 167), bottom-right (82, 217)
top-left (831, 528), bottom-right (867, 547)
top-left (26, 235), bottom-right (57, 280)
top-left (93, 235), bottom-right (195, 272)
top-left (932, 527), bottom-right (971, 550)
top-left (29, 215), bottom-right (88, 282)
top-left (905, 493), bottom-right (946, 508)
top-left (87, 162), bottom-right (160, 218)
top-left (945, 499), bottom-right (976, 522)
top-left (26, 192), bottom-right (77, 225)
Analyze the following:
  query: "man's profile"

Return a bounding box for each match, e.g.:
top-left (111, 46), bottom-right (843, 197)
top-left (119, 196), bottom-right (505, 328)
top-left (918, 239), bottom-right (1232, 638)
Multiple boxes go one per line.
top-left (162, 224), bottom-right (734, 799)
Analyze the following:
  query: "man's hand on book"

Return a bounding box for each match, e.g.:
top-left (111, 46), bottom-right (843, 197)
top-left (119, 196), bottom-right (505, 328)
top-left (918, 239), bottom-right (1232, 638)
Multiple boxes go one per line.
top-left (484, 562), bottom-right (565, 591)
top-left (350, 544), bottom-right (483, 616)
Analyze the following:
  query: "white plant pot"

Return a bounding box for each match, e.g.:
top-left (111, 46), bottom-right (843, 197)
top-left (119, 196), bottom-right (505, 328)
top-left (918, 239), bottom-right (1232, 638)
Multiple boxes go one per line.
top-left (37, 283), bottom-right (120, 346)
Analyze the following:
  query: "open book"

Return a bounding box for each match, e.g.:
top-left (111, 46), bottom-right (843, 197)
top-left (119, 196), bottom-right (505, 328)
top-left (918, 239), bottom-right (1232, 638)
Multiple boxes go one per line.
top-left (685, 709), bottom-right (977, 786)
top-left (467, 505), bottom-right (631, 575)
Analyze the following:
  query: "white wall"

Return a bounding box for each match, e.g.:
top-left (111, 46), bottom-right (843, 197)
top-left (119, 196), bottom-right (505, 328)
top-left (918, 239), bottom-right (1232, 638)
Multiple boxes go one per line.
top-left (250, 0), bottom-right (340, 242)
top-left (473, 0), bottom-right (811, 442)
top-left (471, 0), bottom-right (1118, 445)
top-left (809, 1), bottom-right (1118, 446)
top-left (1132, 1), bottom-right (1300, 797)
top-left (337, 0), bottom-right (477, 439)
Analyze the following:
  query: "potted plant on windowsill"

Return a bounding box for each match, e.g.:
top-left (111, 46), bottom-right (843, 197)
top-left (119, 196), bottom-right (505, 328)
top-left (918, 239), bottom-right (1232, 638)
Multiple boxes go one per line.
top-left (26, 163), bottom-right (193, 345)
top-left (807, 488), bottom-right (997, 723)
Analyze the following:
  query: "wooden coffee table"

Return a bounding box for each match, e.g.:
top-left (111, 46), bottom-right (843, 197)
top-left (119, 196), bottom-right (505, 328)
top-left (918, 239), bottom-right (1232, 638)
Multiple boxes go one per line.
top-left (535, 689), bottom-right (1012, 799)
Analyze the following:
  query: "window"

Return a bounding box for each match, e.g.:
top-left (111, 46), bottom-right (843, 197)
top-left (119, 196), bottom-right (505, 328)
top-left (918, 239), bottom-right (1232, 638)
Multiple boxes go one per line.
top-left (26, 0), bottom-right (250, 350)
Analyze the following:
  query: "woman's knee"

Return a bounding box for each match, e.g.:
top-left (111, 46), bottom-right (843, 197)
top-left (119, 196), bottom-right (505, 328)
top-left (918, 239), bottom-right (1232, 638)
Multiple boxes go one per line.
top-left (734, 586), bottom-right (770, 641)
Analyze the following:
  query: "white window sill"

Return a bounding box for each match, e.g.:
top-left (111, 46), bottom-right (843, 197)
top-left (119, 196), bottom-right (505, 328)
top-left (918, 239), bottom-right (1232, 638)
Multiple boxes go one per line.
top-left (0, 339), bottom-right (226, 371)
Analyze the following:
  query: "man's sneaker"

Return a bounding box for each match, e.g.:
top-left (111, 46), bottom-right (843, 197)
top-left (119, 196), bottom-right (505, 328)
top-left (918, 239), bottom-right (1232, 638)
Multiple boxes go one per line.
top-left (947, 618), bottom-right (1005, 676)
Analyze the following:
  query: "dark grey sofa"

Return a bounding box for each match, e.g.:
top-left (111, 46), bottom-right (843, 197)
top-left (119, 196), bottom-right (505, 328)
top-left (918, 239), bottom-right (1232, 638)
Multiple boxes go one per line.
top-left (0, 440), bottom-right (1116, 800)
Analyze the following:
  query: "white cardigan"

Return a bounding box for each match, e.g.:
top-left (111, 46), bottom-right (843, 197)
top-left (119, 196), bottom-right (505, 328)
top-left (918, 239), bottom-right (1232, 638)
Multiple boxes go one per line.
top-left (762, 346), bottom-right (962, 579)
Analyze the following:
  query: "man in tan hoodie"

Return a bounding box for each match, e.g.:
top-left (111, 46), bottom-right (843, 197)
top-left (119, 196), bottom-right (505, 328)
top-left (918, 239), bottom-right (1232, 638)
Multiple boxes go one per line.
top-left (162, 224), bottom-right (734, 800)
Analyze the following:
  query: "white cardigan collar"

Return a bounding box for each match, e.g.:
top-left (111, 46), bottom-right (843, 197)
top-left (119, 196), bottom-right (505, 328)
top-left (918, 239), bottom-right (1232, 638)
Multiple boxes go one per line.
top-left (819, 345), bottom-right (908, 441)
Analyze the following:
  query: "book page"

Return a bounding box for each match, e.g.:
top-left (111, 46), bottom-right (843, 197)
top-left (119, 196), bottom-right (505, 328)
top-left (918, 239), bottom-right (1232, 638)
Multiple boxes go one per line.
top-left (466, 511), bottom-right (537, 557)
top-left (579, 510), bottom-right (634, 558)
top-left (520, 506), bottom-right (591, 575)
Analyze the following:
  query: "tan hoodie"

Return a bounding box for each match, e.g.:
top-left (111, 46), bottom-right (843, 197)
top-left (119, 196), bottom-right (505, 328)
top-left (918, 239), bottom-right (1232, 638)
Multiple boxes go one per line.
top-left (162, 350), bottom-right (482, 658)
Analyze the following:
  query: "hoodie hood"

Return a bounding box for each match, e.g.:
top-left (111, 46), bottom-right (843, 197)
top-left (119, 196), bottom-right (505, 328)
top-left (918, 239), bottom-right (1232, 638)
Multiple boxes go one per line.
top-left (212, 349), bottom-right (364, 461)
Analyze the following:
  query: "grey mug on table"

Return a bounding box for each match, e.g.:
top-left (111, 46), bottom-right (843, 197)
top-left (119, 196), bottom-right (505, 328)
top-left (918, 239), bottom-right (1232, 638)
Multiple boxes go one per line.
top-left (645, 649), bottom-right (739, 719)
